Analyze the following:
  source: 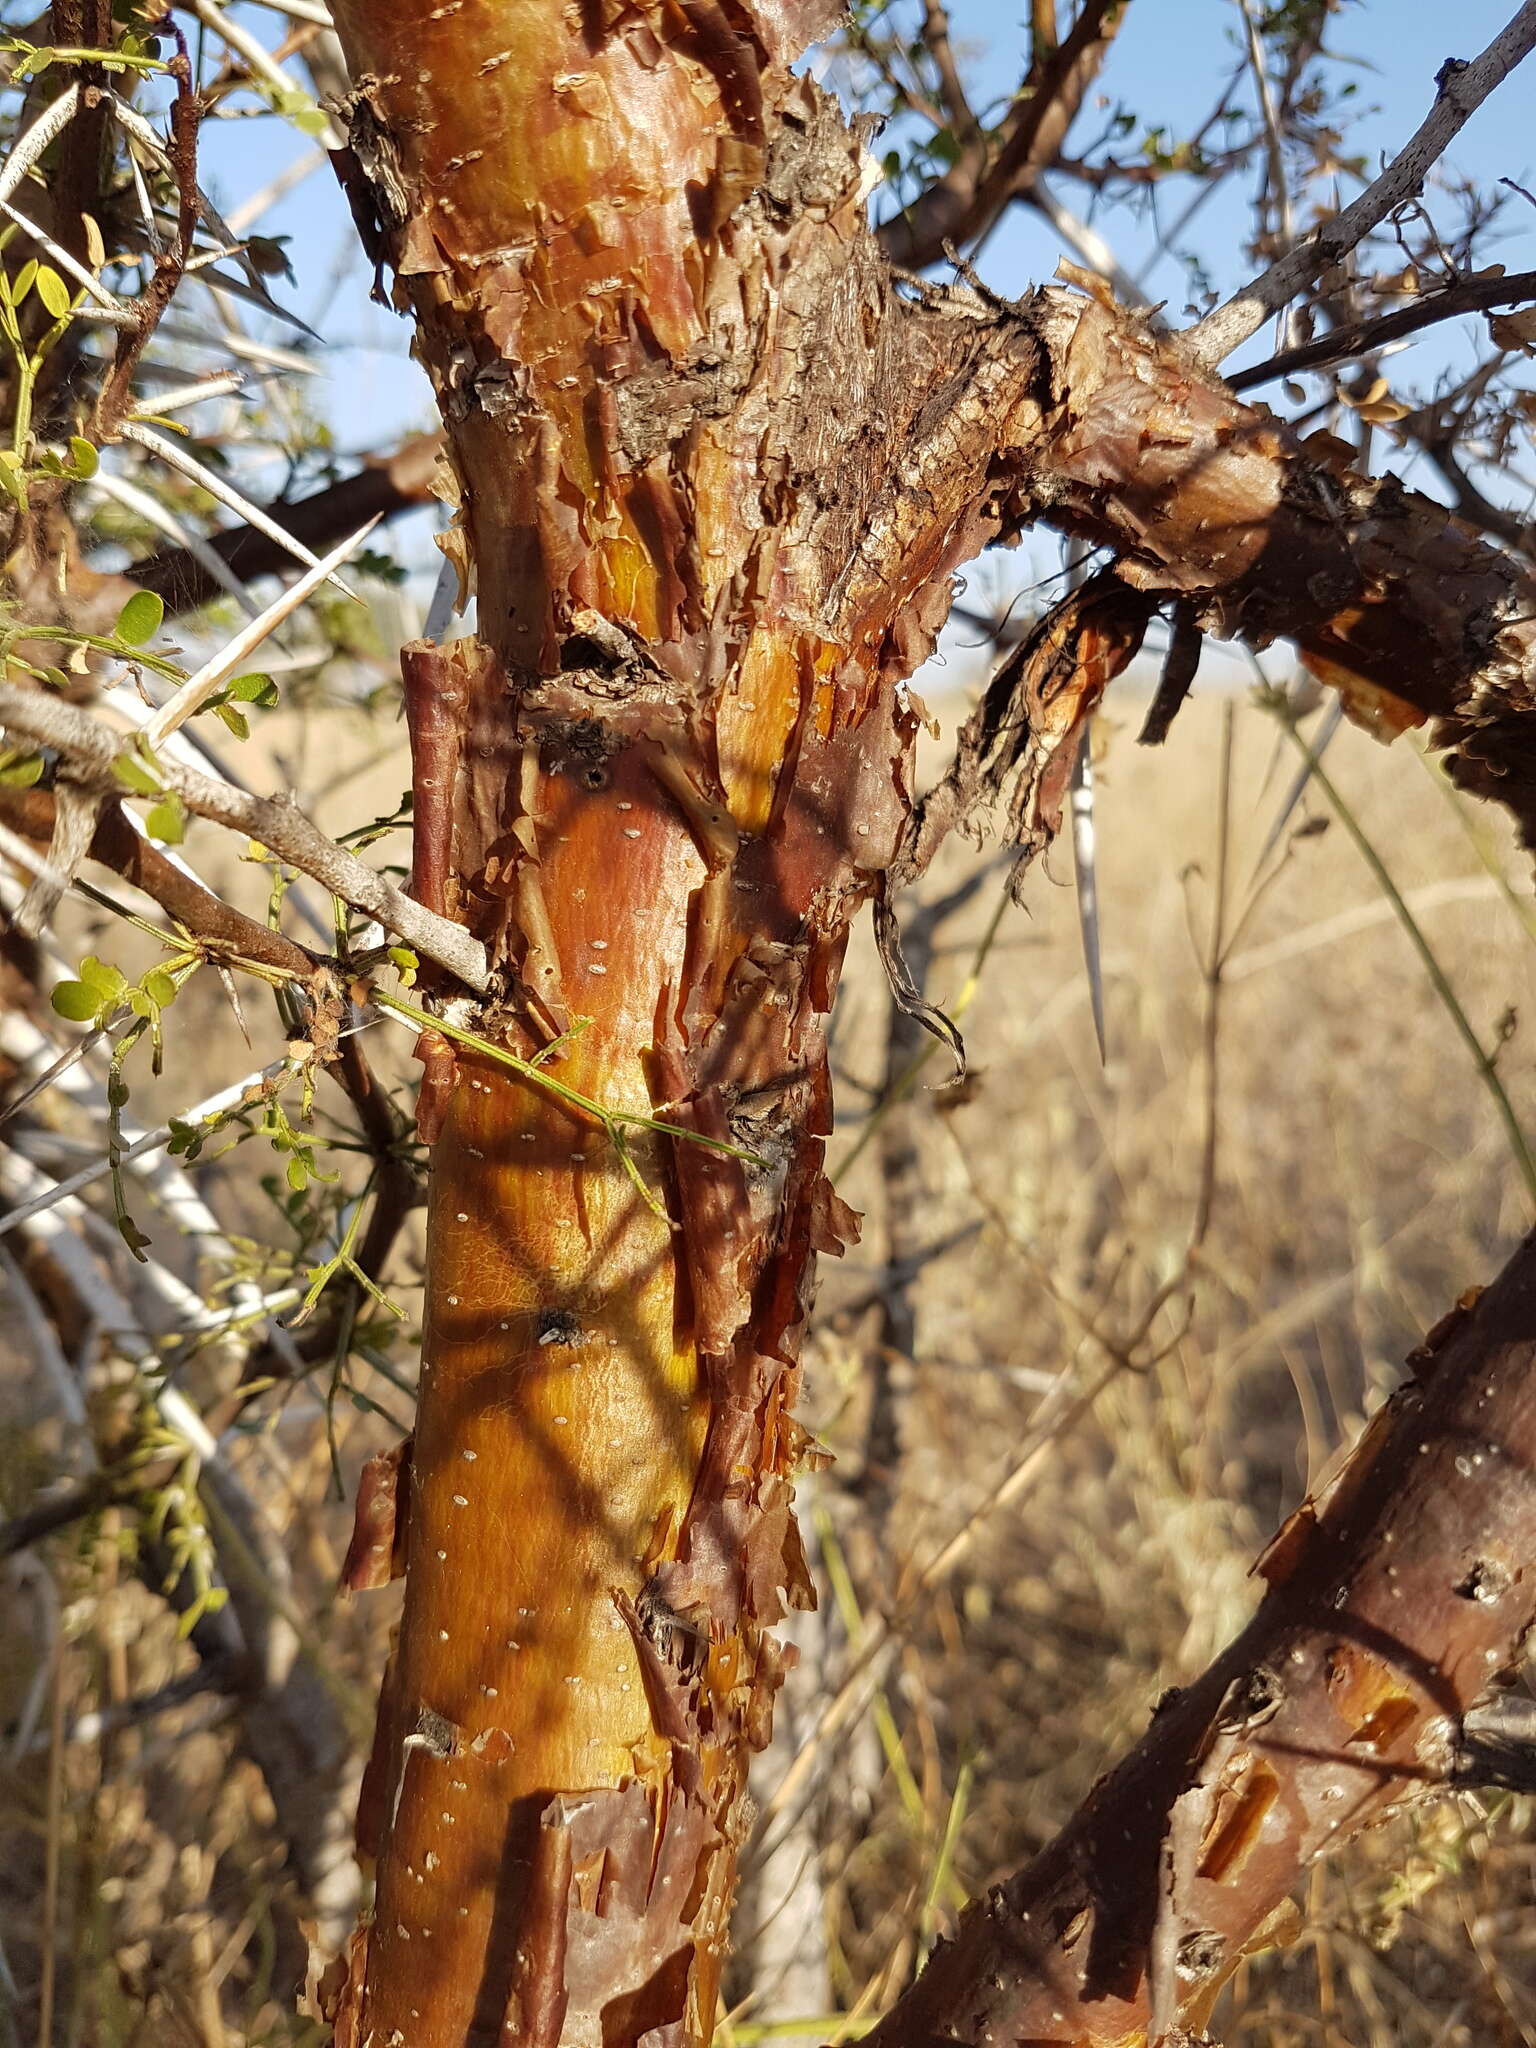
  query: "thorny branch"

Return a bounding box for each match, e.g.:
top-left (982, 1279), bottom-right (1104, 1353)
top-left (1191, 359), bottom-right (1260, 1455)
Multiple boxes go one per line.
top-left (1229, 267), bottom-right (1536, 393)
top-left (0, 781), bottom-right (317, 977)
top-left (92, 30), bottom-right (201, 442)
top-left (128, 434), bottom-right (440, 615)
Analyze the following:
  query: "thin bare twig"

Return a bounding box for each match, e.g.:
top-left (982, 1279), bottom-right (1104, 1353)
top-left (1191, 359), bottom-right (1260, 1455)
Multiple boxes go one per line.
top-left (1192, 0), bottom-right (1536, 362)
top-left (187, 0), bottom-right (342, 147)
top-left (1229, 267), bottom-right (1536, 390)
top-left (1238, 0), bottom-right (1297, 351)
top-left (1190, 700), bottom-right (1234, 1251)
top-left (0, 783), bottom-right (315, 976)
top-left (0, 1056), bottom-right (295, 1238)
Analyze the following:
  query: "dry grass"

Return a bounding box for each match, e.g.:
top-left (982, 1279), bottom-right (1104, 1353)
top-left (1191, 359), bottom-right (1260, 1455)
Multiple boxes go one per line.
top-left (5, 682), bottom-right (1536, 2045)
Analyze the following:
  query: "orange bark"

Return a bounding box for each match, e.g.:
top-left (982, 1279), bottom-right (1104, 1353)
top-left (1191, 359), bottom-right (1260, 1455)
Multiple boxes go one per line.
top-left (319, 3), bottom-right (944, 2037)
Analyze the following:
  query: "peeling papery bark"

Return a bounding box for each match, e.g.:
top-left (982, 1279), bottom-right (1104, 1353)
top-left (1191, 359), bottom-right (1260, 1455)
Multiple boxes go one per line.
top-left (309, 3), bottom-right (1536, 2043)
top-left (866, 1237), bottom-right (1536, 2048)
top-left (320, 6), bottom-right (935, 2040)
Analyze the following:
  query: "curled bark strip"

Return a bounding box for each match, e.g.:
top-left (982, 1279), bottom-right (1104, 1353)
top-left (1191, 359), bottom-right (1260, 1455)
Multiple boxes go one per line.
top-left (868, 1229), bottom-right (1536, 2047)
top-left (893, 572), bottom-right (1153, 895)
top-left (1139, 601), bottom-right (1202, 748)
top-left (873, 882), bottom-right (967, 1080)
top-left (339, 1438), bottom-right (412, 1594)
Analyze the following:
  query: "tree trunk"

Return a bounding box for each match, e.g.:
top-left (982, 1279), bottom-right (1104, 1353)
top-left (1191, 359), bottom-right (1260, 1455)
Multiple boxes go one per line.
top-left (320, 5), bottom-right (948, 2041)
top-left (312, 4), bottom-right (1536, 2043)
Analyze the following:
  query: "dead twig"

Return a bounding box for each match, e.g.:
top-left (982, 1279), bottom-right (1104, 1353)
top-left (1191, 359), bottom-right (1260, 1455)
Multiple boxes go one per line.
top-left (1192, 2), bottom-right (1536, 362)
top-left (1229, 267), bottom-right (1536, 392)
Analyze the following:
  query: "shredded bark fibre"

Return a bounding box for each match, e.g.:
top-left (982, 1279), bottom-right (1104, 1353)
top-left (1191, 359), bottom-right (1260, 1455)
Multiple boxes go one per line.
top-left (311, 2), bottom-right (1536, 2043)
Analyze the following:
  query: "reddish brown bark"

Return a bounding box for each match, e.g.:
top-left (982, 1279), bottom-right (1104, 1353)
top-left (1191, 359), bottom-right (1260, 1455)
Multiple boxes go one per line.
top-left (318, 5), bottom-right (946, 2040)
top-left (306, 4), bottom-right (1536, 2044)
top-left (867, 1242), bottom-right (1536, 2047)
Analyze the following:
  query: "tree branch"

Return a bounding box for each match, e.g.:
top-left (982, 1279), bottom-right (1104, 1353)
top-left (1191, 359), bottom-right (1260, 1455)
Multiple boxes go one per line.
top-left (958, 282), bottom-right (1536, 850)
top-left (1415, 431), bottom-right (1536, 559)
top-left (1191, 0), bottom-right (1536, 364)
top-left (1227, 267), bottom-right (1536, 392)
top-left (869, 1228), bottom-right (1536, 2045)
top-left (0, 688), bottom-right (489, 990)
top-left (920, 0), bottom-right (981, 146)
top-left (878, 0), bottom-right (1128, 269)
top-left (0, 782), bottom-right (317, 976)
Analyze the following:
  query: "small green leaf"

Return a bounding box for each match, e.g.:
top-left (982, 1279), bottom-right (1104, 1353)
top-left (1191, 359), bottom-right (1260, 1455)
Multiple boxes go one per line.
top-left (0, 749), bottom-right (44, 787)
top-left (227, 671), bottom-right (278, 705)
top-left (142, 968), bottom-right (177, 1008)
top-left (34, 265), bottom-right (69, 319)
top-left (0, 452), bottom-right (27, 512)
top-left (51, 980), bottom-right (103, 1022)
top-left (11, 259), bottom-right (36, 306)
top-left (113, 750), bottom-right (161, 794)
top-left (145, 794), bottom-right (187, 845)
top-left (286, 1156), bottom-right (309, 1193)
top-left (112, 589), bottom-right (164, 647)
top-left (67, 435), bottom-right (98, 479)
top-left (78, 955), bottom-right (127, 1001)
top-left (213, 702), bottom-right (249, 739)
